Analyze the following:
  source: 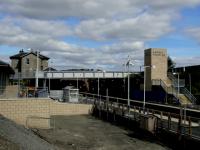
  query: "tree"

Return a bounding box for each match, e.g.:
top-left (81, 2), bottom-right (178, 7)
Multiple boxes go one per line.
top-left (168, 56), bottom-right (176, 71)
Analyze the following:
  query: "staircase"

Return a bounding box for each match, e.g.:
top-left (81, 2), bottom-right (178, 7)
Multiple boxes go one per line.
top-left (152, 73), bottom-right (196, 105)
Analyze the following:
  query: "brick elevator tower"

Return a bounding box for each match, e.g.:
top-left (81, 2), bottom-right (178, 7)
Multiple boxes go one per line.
top-left (144, 48), bottom-right (167, 91)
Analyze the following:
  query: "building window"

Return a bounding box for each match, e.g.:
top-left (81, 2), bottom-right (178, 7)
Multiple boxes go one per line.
top-left (26, 58), bottom-right (29, 64)
top-left (41, 66), bottom-right (43, 70)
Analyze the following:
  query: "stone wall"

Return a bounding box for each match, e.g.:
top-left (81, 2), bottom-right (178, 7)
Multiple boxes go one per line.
top-left (21, 53), bottom-right (48, 73)
top-left (11, 53), bottom-right (48, 74)
top-left (0, 98), bottom-right (92, 129)
top-left (11, 59), bottom-right (18, 74)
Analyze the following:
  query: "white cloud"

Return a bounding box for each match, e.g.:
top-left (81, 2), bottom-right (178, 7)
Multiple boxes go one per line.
top-left (102, 41), bottom-right (145, 54)
top-left (0, 0), bottom-right (199, 19)
top-left (185, 27), bottom-right (200, 43)
top-left (0, 0), bottom-right (200, 70)
top-left (0, 55), bottom-right (10, 64)
top-left (75, 13), bottom-right (172, 41)
top-left (173, 56), bottom-right (200, 67)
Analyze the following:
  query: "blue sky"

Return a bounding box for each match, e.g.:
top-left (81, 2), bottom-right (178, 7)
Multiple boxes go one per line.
top-left (0, 0), bottom-right (200, 70)
top-left (147, 5), bottom-right (200, 66)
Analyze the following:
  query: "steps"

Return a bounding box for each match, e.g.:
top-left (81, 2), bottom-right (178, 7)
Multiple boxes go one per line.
top-left (153, 78), bottom-right (194, 105)
top-left (165, 77), bottom-right (192, 105)
top-left (178, 94), bottom-right (192, 105)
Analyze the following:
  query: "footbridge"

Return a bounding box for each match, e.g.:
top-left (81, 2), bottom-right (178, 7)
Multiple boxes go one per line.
top-left (12, 71), bottom-right (130, 79)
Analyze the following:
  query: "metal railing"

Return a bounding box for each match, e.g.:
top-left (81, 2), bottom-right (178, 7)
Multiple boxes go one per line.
top-left (168, 73), bottom-right (185, 87)
top-left (10, 71), bottom-right (44, 79)
top-left (181, 88), bottom-right (197, 104)
top-left (168, 73), bottom-right (197, 105)
top-left (81, 92), bottom-right (200, 139)
top-left (153, 76), bottom-right (197, 105)
top-left (10, 70), bottom-right (130, 79)
top-left (152, 79), bottom-right (179, 101)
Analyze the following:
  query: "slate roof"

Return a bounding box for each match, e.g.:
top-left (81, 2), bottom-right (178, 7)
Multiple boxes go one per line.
top-left (0, 60), bottom-right (9, 66)
top-left (43, 67), bottom-right (57, 71)
top-left (0, 60), bottom-right (15, 74)
top-left (10, 50), bottom-right (49, 60)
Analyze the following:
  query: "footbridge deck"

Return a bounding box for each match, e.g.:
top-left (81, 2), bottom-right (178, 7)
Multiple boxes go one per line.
top-left (11, 71), bottom-right (131, 79)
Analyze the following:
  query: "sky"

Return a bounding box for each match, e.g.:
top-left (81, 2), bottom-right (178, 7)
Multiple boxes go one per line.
top-left (0, 0), bottom-right (200, 71)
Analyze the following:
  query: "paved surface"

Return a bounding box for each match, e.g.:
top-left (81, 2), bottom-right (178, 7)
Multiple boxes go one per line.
top-left (36, 115), bottom-right (170, 150)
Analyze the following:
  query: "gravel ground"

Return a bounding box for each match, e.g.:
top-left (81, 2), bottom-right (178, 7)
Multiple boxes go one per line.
top-left (0, 115), bottom-right (59, 150)
top-left (35, 115), bottom-right (170, 150)
top-left (0, 135), bottom-right (19, 150)
top-left (0, 114), bottom-right (171, 150)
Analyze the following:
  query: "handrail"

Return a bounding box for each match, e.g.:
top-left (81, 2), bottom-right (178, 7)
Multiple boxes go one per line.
top-left (168, 72), bottom-right (196, 104)
top-left (152, 79), bottom-right (179, 101)
top-left (168, 73), bottom-right (185, 87)
top-left (181, 88), bottom-right (197, 104)
top-left (167, 72), bottom-right (176, 81)
top-left (89, 92), bottom-right (200, 140)
top-left (160, 79), bottom-right (179, 101)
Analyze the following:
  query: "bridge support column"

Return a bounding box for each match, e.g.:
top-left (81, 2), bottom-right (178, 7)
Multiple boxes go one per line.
top-left (43, 79), bottom-right (46, 89)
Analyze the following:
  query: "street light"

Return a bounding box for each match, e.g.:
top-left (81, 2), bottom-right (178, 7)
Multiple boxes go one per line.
top-left (143, 65), bottom-right (156, 113)
top-left (35, 50), bottom-right (39, 90)
top-left (124, 56), bottom-right (134, 109)
top-left (173, 72), bottom-right (187, 125)
top-left (48, 60), bottom-right (53, 94)
top-left (173, 72), bottom-right (180, 97)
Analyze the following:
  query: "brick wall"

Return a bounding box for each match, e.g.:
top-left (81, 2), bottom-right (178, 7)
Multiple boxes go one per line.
top-left (0, 98), bottom-right (92, 129)
top-left (144, 48), bottom-right (167, 91)
top-left (50, 101), bottom-right (92, 116)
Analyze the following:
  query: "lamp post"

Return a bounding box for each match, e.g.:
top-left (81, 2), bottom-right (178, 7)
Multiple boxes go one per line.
top-left (48, 65), bottom-right (50, 95)
top-left (143, 65), bottom-right (156, 113)
top-left (173, 72), bottom-right (187, 125)
top-left (125, 56), bottom-right (134, 111)
top-left (35, 50), bottom-right (39, 90)
top-left (173, 72), bottom-right (180, 97)
top-left (48, 60), bottom-right (53, 94)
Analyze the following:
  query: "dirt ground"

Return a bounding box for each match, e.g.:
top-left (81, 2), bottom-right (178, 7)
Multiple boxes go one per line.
top-left (35, 115), bottom-right (170, 150)
top-left (0, 115), bottom-right (59, 150)
top-left (0, 135), bottom-right (19, 150)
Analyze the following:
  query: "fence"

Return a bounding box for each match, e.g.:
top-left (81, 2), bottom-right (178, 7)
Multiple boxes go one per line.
top-left (81, 92), bottom-right (200, 140)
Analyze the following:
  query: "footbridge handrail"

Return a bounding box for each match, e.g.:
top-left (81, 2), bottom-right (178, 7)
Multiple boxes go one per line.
top-left (152, 79), bottom-right (179, 101)
top-left (168, 73), bottom-right (185, 87)
top-left (181, 88), bottom-right (197, 104)
top-left (168, 72), bottom-right (196, 105)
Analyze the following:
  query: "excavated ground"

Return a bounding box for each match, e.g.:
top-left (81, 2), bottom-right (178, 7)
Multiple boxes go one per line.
top-left (35, 115), bottom-right (170, 150)
top-left (0, 114), bottom-right (171, 150)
